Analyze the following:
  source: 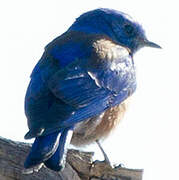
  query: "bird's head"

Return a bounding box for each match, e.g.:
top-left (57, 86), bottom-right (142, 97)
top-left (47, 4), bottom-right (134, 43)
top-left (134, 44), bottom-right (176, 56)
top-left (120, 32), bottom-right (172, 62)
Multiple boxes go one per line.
top-left (69, 8), bottom-right (161, 53)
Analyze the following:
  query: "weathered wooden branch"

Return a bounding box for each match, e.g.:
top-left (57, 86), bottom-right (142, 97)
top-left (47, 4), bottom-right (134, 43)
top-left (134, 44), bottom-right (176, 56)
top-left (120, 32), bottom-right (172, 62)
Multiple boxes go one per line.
top-left (0, 137), bottom-right (143, 180)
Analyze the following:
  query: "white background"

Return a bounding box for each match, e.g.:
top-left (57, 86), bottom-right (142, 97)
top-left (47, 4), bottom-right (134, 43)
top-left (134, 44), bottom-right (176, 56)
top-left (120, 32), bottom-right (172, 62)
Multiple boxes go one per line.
top-left (0, 1), bottom-right (178, 180)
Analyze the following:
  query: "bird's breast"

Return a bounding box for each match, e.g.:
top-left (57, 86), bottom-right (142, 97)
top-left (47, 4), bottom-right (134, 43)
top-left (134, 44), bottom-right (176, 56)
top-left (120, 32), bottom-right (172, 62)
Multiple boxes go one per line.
top-left (90, 38), bottom-right (136, 93)
top-left (91, 39), bottom-right (135, 83)
top-left (92, 38), bottom-right (131, 61)
top-left (71, 98), bottom-right (129, 146)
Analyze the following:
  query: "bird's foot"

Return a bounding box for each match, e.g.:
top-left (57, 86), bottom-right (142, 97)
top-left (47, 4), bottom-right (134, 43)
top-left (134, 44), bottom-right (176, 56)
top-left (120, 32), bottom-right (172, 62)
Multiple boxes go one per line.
top-left (96, 140), bottom-right (112, 166)
top-left (114, 163), bottom-right (125, 169)
top-left (90, 159), bottom-right (112, 170)
top-left (95, 140), bottom-right (125, 170)
top-left (90, 160), bottom-right (125, 176)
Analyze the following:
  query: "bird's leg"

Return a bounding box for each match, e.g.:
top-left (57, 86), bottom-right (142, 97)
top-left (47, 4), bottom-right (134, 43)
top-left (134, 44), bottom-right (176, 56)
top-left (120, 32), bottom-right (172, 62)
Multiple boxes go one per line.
top-left (96, 140), bottom-right (111, 165)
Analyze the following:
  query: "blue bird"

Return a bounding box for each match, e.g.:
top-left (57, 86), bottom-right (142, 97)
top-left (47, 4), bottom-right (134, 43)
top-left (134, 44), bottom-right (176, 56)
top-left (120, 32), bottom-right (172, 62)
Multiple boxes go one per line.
top-left (24, 8), bottom-right (161, 172)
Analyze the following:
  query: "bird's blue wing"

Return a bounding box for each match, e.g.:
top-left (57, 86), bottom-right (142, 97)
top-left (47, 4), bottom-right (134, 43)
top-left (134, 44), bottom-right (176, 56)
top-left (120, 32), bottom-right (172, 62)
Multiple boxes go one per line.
top-left (47, 58), bottom-right (131, 130)
top-left (48, 59), bottom-right (111, 108)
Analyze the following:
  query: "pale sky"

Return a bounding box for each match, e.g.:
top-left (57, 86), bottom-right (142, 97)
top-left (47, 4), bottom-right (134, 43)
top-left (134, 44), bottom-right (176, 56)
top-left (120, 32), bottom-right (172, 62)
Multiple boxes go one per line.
top-left (0, 1), bottom-right (178, 180)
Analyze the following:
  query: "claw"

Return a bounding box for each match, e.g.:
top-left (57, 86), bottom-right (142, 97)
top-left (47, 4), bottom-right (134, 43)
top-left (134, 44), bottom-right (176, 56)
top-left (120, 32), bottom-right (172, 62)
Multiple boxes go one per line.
top-left (114, 163), bottom-right (125, 169)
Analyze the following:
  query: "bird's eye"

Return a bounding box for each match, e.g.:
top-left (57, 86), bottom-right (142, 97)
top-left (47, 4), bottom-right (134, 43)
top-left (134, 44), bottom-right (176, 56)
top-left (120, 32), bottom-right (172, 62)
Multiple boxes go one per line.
top-left (124, 24), bottom-right (135, 36)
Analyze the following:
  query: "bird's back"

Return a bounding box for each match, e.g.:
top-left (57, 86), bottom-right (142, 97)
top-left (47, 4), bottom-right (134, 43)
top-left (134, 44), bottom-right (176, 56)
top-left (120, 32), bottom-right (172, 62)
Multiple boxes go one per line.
top-left (24, 31), bottom-right (94, 137)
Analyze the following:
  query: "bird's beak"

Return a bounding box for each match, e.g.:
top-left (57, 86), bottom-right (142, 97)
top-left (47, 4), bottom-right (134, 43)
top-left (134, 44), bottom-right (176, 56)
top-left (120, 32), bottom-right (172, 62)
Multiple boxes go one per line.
top-left (143, 39), bottom-right (162, 49)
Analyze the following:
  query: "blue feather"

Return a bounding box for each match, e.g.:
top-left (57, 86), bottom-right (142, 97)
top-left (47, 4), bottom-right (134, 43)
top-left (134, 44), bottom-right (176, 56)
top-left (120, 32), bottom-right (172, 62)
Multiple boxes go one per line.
top-left (44, 128), bottom-right (72, 171)
top-left (24, 131), bottom-right (61, 168)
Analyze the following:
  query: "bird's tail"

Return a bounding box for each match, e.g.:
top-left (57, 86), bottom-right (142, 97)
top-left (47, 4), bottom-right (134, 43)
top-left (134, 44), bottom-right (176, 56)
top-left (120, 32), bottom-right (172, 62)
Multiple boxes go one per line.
top-left (24, 128), bottom-right (73, 172)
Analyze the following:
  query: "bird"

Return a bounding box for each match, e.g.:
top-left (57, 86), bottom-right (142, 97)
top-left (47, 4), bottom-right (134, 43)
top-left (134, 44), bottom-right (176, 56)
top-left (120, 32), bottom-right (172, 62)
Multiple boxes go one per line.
top-left (23, 8), bottom-right (161, 173)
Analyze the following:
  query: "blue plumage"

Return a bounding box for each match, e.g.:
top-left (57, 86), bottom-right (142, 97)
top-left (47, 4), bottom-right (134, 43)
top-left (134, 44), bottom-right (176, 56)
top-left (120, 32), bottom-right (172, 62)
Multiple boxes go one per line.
top-left (24, 131), bottom-right (61, 168)
top-left (24, 8), bottom-right (160, 172)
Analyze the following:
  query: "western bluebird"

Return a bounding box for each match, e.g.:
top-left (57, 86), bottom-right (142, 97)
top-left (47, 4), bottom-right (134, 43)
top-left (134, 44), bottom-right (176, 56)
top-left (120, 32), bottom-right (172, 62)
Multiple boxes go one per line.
top-left (24, 8), bottom-right (161, 172)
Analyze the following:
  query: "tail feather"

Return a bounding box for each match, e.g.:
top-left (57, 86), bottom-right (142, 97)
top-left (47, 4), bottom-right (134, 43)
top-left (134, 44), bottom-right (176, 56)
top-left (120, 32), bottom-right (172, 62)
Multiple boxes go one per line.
top-left (24, 131), bottom-right (61, 169)
top-left (44, 129), bottom-right (70, 171)
top-left (24, 128), bottom-right (73, 172)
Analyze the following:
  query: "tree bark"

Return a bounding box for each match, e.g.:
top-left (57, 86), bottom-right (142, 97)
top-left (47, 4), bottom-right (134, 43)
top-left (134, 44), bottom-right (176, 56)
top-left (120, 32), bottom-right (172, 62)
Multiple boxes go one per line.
top-left (0, 137), bottom-right (143, 180)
